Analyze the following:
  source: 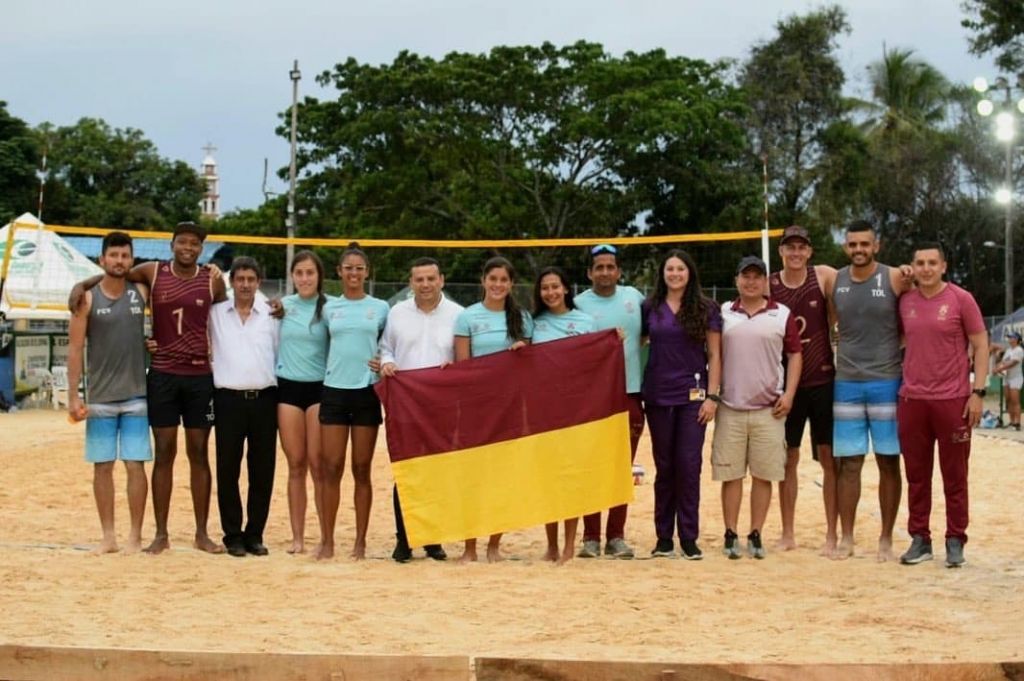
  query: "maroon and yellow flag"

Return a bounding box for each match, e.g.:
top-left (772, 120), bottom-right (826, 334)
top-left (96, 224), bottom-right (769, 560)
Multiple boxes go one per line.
top-left (375, 329), bottom-right (633, 547)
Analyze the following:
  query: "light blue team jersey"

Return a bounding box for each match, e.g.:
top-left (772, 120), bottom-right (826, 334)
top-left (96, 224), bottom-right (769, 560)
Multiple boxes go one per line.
top-left (532, 309), bottom-right (597, 344)
top-left (323, 295), bottom-right (390, 389)
top-left (276, 293), bottom-right (331, 382)
top-left (454, 302), bottom-right (534, 358)
top-left (575, 285), bottom-right (644, 393)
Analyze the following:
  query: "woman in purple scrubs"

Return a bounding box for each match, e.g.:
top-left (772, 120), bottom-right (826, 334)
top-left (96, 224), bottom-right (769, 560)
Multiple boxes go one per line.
top-left (642, 249), bottom-right (722, 560)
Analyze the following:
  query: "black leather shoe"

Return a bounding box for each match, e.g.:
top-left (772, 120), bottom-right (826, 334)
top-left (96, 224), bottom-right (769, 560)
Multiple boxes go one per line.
top-left (424, 545), bottom-right (447, 561)
top-left (226, 543), bottom-right (247, 558)
top-left (245, 542), bottom-right (269, 556)
top-left (392, 542), bottom-right (413, 563)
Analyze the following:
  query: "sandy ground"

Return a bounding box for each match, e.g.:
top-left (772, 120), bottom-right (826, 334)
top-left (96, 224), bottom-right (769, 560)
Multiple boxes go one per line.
top-left (0, 408), bottom-right (1021, 664)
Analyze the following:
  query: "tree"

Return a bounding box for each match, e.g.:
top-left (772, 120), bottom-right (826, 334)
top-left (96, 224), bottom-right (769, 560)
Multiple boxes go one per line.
top-left (962, 0), bottom-right (1024, 72)
top-left (39, 118), bottom-right (205, 230)
top-left (858, 47), bottom-right (951, 137)
top-left (287, 41), bottom-right (751, 281)
top-left (740, 5), bottom-right (851, 232)
top-left (0, 102), bottom-right (40, 222)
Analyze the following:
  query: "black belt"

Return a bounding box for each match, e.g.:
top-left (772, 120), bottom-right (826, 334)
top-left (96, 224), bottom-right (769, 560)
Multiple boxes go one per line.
top-left (218, 386), bottom-right (276, 400)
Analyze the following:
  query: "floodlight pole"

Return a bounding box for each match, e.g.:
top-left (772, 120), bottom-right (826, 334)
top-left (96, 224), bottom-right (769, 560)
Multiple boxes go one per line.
top-left (286, 60), bottom-right (301, 295)
top-left (1002, 84), bottom-right (1014, 317)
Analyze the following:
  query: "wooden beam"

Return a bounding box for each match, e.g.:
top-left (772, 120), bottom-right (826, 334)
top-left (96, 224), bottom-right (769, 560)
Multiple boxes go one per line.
top-left (474, 658), bottom-right (1024, 681)
top-left (0, 645), bottom-right (470, 681)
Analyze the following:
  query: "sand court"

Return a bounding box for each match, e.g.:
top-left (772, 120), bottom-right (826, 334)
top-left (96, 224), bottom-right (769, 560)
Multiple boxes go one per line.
top-left (0, 408), bottom-right (1022, 674)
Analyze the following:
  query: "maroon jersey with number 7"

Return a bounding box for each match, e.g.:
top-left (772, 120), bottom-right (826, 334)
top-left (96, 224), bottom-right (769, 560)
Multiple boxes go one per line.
top-left (150, 261), bottom-right (214, 375)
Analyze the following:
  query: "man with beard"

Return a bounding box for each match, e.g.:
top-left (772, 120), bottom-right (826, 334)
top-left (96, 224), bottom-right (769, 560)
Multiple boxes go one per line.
top-left (830, 220), bottom-right (912, 561)
top-left (67, 231), bottom-right (150, 554)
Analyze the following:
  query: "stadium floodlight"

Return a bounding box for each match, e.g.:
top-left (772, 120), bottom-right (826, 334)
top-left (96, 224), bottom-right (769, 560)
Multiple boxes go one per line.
top-left (975, 74), bottom-right (1024, 317)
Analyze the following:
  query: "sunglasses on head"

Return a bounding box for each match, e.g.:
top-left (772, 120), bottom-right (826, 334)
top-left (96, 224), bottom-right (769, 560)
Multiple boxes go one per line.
top-left (590, 244), bottom-right (618, 256)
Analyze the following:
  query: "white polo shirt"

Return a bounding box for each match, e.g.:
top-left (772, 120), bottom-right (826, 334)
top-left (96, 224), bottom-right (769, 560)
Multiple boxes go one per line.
top-left (378, 296), bottom-right (464, 370)
top-left (209, 298), bottom-right (280, 390)
top-left (720, 298), bottom-right (802, 410)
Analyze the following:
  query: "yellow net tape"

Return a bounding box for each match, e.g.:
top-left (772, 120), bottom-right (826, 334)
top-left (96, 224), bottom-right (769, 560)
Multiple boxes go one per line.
top-left (20, 222), bottom-right (784, 248)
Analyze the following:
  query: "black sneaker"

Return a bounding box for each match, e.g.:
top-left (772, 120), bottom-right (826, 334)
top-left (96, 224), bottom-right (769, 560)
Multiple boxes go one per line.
top-left (899, 535), bottom-right (934, 565)
top-left (945, 538), bottom-right (965, 568)
top-left (680, 539), bottom-right (703, 560)
top-left (747, 530), bottom-right (765, 559)
top-left (723, 529), bottom-right (741, 559)
top-left (651, 538), bottom-right (674, 557)
top-left (424, 545), bottom-right (447, 561)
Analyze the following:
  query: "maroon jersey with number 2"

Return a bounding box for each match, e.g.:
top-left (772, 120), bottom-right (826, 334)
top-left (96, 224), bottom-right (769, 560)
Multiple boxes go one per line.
top-left (150, 261), bottom-right (214, 375)
top-left (768, 266), bottom-right (834, 388)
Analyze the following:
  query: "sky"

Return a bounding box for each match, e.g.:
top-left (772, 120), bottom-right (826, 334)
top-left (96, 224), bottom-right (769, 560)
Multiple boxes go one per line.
top-left (1, 1), bottom-right (999, 215)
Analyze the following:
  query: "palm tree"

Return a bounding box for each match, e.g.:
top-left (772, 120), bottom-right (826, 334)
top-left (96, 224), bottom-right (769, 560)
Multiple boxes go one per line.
top-left (858, 46), bottom-right (951, 138)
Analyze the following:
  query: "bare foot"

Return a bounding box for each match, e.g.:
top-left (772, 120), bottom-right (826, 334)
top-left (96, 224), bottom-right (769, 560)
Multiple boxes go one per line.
top-left (543, 546), bottom-right (559, 562)
top-left (557, 549), bottom-right (575, 565)
top-left (486, 546), bottom-right (504, 563)
top-left (122, 538), bottom-right (142, 555)
top-left (832, 536), bottom-right (854, 560)
top-left (456, 550), bottom-right (478, 563)
top-left (820, 534), bottom-right (838, 558)
top-left (877, 537), bottom-right (895, 563)
top-left (193, 535), bottom-right (224, 554)
top-left (144, 535), bottom-right (170, 555)
top-left (315, 543), bottom-right (335, 560)
top-left (774, 535), bottom-right (798, 551)
top-left (350, 542), bottom-right (366, 561)
top-left (287, 540), bottom-right (305, 555)
top-left (90, 538), bottom-right (119, 555)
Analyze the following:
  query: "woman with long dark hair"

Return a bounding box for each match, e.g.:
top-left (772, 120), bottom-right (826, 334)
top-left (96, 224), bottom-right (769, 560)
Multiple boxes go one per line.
top-left (531, 266), bottom-right (597, 563)
top-left (318, 243), bottom-right (389, 560)
top-left (276, 250), bottom-right (330, 555)
top-left (453, 256), bottom-right (533, 561)
top-left (643, 249), bottom-right (722, 560)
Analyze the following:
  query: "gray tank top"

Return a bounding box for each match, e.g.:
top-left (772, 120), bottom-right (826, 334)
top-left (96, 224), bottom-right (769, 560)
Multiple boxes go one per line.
top-left (87, 282), bottom-right (147, 403)
top-left (833, 264), bottom-right (902, 380)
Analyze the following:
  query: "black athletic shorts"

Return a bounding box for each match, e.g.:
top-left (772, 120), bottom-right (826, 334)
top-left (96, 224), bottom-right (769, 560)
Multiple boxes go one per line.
top-left (319, 385), bottom-right (382, 427)
top-left (277, 377), bottom-right (324, 411)
top-left (784, 381), bottom-right (834, 453)
top-left (146, 369), bottom-right (215, 429)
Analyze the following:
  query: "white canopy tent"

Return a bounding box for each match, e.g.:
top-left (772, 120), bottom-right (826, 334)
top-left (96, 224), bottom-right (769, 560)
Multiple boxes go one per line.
top-left (0, 213), bottom-right (102, 321)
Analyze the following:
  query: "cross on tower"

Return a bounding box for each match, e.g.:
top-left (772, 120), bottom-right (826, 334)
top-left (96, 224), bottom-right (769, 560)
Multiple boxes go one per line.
top-left (202, 142), bottom-right (217, 157)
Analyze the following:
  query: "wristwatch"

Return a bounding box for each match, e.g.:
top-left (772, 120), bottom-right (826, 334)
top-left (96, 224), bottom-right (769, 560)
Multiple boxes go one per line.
top-left (972, 388), bottom-right (987, 398)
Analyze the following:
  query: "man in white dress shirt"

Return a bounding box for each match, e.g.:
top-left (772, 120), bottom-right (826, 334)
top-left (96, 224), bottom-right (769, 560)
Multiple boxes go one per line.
top-left (378, 257), bottom-right (464, 562)
top-left (209, 257), bottom-right (280, 557)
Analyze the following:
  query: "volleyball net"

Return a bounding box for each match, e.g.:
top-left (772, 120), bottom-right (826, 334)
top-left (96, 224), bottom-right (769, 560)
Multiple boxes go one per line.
top-left (1, 218), bottom-right (783, 315)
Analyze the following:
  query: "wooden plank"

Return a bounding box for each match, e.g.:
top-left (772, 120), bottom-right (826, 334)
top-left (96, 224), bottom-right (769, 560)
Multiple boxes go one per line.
top-left (474, 658), bottom-right (1024, 681)
top-left (0, 645), bottom-right (470, 681)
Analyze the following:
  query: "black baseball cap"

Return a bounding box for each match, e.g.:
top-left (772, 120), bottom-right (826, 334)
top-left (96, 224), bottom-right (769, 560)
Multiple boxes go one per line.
top-left (1008, 331), bottom-right (1022, 341)
top-left (172, 221), bottom-right (207, 242)
top-left (780, 225), bottom-right (810, 245)
top-left (737, 255), bottom-right (767, 275)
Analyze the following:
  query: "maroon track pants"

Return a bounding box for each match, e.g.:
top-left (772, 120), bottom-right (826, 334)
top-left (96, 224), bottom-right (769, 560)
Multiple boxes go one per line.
top-left (897, 396), bottom-right (971, 544)
top-left (583, 394), bottom-right (645, 542)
